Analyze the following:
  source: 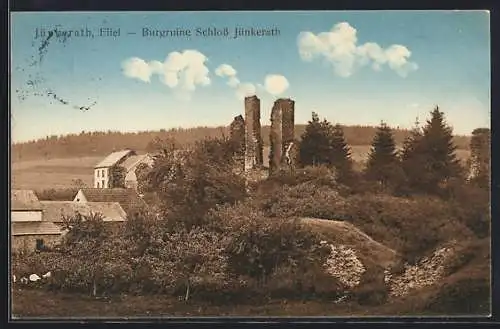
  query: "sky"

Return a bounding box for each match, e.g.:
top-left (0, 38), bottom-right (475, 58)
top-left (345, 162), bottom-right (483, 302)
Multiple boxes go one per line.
top-left (10, 11), bottom-right (490, 143)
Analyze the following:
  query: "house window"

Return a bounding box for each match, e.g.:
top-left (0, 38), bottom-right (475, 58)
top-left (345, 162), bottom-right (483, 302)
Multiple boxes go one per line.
top-left (97, 170), bottom-right (100, 178)
top-left (97, 182), bottom-right (100, 188)
top-left (36, 239), bottom-right (44, 251)
top-left (102, 169), bottom-right (105, 177)
top-left (102, 180), bottom-right (105, 188)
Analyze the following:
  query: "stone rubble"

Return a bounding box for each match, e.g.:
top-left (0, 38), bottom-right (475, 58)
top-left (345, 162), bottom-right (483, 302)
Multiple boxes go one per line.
top-left (384, 241), bottom-right (457, 298)
top-left (322, 242), bottom-right (366, 289)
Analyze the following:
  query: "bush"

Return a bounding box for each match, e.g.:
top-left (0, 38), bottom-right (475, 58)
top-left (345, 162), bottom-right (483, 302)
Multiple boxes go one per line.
top-left (423, 262), bottom-right (490, 315)
top-left (210, 203), bottom-right (331, 287)
top-left (12, 251), bottom-right (59, 279)
top-left (442, 238), bottom-right (490, 276)
top-left (339, 194), bottom-right (473, 264)
top-left (352, 264), bottom-right (389, 306)
top-left (444, 180), bottom-right (490, 238)
top-left (254, 181), bottom-right (346, 219)
top-left (265, 263), bottom-right (345, 300)
top-left (268, 165), bottom-right (338, 188)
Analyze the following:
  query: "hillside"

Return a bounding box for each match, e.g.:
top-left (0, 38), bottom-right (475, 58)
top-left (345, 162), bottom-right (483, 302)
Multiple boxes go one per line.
top-left (11, 125), bottom-right (472, 162)
top-left (299, 217), bottom-right (398, 269)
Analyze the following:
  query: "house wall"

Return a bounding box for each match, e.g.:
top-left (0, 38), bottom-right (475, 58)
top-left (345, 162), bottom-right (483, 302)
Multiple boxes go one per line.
top-left (11, 211), bottom-right (42, 222)
top-left (73, 190), bottom-right (87, 202)
top-left (124, 156), bottom-right (154, 190)
top-left (11, 234), bottom-right (61, 253)
top-left (94, 168), bottom-right (110, 188)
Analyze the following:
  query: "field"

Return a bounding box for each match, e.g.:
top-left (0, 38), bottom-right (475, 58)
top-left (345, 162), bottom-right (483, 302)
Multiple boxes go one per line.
top-left (11, 156), bottom-right (102, 190)
top-left (9, 288), bottom-right (439, 318)
top-left (11, 147), bottom-right (471, 190)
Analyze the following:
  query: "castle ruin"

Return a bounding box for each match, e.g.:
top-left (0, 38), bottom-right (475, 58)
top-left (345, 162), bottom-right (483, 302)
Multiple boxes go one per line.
top-left (229, 114), bottom-right (245, 157)
top-left (269, 98), bottom-right (295, 174)
top-left (244, 95), bottom-right (263, 170)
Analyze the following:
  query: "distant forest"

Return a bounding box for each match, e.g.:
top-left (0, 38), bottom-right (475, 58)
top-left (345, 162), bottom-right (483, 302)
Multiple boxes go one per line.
top-left (12, 125), bottom-right (471, 161)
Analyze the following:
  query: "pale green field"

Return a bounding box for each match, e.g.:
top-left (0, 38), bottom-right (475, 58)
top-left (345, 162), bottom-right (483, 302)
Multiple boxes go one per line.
top-left (11, 148), bottom-right (471, 191)
top-left (11, 156), bottom-right (102, 190)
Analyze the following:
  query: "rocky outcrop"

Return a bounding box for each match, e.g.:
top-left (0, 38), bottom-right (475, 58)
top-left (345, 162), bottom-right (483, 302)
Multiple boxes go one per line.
top-left (384, 241), bottom-right (458, 298)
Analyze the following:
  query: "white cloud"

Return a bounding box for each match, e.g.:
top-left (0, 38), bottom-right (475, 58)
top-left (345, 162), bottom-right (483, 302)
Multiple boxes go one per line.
top-left (215, 63), bottom-right (256, 99)
top-left (215, 64), bottom-right (237, 77)
top-left (236, 83), bottom-right (256, 100)
top-left (215, 63), bottom-right (290, 99)
top-left (122, 57), bottom-right (154, 82)
top-left (297, 22), bottom-right (418, 77)
top-left (264, 74), bottom-right (289, 95)
top-left (227, 76), bottom-right (240, 87)
top-left (122, 50), bottom-right (211, 96)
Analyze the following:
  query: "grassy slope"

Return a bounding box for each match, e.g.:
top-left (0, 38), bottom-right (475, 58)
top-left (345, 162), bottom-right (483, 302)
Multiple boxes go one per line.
top-left (299, 217), bottom-right (398, 269)
top-left (11, 156), bottom-right (102, 190)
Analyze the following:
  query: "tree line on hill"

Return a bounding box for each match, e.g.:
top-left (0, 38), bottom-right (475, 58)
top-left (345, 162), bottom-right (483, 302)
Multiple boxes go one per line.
top-left (11, 123), bottom-right (471, 162)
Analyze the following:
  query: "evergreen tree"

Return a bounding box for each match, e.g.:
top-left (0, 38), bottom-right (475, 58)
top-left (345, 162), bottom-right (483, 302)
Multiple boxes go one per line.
top-left (365, 121), bottom-right (402, 189)
top-left (400, 117), bottom-right (426, 191)
top-left (417, 106), bottom-right (463, 193)
top-left (330, 124), bottom-right (354, 182)
top-left (299, 112), bottom-right (333, 166)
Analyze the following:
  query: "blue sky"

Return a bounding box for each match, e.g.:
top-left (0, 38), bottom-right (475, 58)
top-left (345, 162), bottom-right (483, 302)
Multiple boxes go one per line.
top-left (11, 11), bottom-right (490, 143)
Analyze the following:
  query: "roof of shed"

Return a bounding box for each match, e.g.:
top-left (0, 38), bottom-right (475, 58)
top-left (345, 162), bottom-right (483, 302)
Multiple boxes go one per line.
top-left (11, 190), bottom-right (43, 211)
top-left (76, 188), bottom-right (146, 216)
top-left (40, 201), bottom-right (127, 223)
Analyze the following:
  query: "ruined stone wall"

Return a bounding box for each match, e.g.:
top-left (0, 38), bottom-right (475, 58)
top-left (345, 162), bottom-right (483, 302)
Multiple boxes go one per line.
top-left (269, 98), bottom-right (295, 173)
top-left (244, 96), bottom-right (263, 170)
top-left (229, 115), bottom-right (245, 156)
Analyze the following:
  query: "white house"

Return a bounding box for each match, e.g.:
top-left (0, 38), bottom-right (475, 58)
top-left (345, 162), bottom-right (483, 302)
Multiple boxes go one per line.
top-left (93, 149), bottom-right (153, 189)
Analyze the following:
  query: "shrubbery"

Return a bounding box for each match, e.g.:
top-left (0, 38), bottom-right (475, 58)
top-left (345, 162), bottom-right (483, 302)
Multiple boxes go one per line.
top-left (336, 194), bottom-right (474, 264)
top-left (15, 202), bottom-right (345, 302)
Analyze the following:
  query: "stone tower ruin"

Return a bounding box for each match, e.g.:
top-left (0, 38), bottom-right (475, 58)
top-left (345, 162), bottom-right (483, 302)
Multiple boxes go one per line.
top-left (269, 98), bottom-right (295, 174)
top-left (244, 95), bottom-right (263, 171)
top-left (229, 114), bottom-right (245, 157)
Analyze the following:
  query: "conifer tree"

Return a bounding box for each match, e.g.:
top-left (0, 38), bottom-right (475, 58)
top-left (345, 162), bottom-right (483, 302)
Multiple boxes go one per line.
top-left (330, 124), bottom-right (354, 182)
top-left (400, 117), bottom-right (426, 191)
top-left (365, 121), bottom-right (401, 188)
top-left (299, 112), bottom-right (333, 166)
top-left (417, 106), bottom-right (463, 192)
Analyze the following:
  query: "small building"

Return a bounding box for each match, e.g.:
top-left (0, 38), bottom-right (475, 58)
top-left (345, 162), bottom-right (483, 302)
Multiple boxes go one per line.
top-left (93, 149), bottom-right (153, 189)
top-left (11, 190), bottom-right (62, 253)
top-left (40, 201), bottom-right (127, 225)
top-left (11, 222), bottom-right (63, 253)
top-left (11, 190), bottom-right (43, 222)
top-left (73, 188), bottom-right (147, 217)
